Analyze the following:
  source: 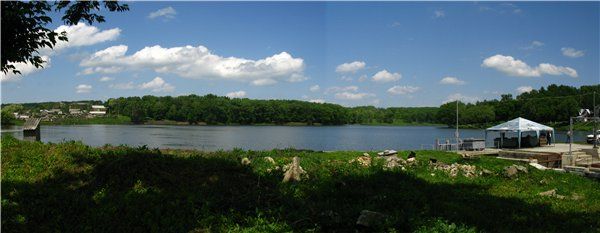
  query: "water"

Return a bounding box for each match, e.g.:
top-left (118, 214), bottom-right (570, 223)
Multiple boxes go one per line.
top-left (1, 125), bottom-right (589, 151)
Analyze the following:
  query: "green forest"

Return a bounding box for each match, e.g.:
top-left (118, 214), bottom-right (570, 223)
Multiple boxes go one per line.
top-left (2, 84), bottom-right (599, 127)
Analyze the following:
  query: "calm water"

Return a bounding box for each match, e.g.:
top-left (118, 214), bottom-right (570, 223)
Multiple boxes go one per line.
top-left (1, 125), bottom-right (589, 151)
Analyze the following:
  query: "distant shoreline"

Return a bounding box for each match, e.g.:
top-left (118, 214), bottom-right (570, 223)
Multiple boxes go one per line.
top-left (4, 118), bottom-right (595, 132)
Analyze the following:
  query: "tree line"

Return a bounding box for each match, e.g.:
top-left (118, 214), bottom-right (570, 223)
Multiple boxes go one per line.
top-left (2, 84), bottom-right (598, 127)
top-left (437, 84), bottom-right (599, 127)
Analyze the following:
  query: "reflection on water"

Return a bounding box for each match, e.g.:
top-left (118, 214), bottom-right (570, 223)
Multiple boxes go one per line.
top-left (0, 125), bottom-right (590, 151)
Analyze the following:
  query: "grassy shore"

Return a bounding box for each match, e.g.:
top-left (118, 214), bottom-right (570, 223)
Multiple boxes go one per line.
top-left (2, 136), bottom-right (600, 232)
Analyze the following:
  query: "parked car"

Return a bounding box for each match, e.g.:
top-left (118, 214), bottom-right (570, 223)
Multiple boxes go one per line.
top-left (587, 130), bottom-right (600, 144)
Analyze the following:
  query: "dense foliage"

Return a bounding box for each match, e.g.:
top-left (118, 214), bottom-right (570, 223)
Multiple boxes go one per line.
top-left (1, 1), bottom-right (128, 74)
top-left (438, 84), bottom-right (600, 127)
top-left (2, 136), bottom-right (599, 232)
top-left (2, 84), bottom-right (598, 127)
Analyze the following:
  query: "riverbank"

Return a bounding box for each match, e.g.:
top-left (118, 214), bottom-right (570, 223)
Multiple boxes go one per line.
top-left (2, 136), bottom-right (599, 232)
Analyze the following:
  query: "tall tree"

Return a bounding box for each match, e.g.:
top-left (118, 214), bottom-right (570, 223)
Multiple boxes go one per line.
top-left (1, 1), bottom-right (128, 74)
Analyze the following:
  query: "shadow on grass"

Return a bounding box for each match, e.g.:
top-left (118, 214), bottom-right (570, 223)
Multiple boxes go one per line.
top-left (2, 149), bottom-right (599, 232)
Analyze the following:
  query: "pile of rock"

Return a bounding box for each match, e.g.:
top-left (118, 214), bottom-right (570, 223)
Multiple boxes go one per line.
top-left (381, 156), bottom-right (407, 170)
top-left (349, 153), bottom-right (373, 167)
top-left (430, 161), bottom-right (480, 178)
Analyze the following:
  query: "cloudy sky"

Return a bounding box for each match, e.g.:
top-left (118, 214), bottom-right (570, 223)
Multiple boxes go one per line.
top-left (2, 2), bottom-right (598, 107)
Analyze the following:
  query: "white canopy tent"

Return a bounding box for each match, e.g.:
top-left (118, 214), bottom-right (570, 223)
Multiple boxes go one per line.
top-left (486, 117), bottom-right (554, 148)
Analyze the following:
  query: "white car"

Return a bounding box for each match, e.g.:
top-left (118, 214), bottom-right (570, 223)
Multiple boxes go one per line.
top-left (587, 130), bottom-right (600, 144)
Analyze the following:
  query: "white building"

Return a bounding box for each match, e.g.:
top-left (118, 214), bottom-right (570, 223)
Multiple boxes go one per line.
top-left (90, 105), bottom-right (107, 115)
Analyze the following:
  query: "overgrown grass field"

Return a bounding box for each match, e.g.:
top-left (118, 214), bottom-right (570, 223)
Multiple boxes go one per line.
top-left (2, 136), bottom-right (599, 232)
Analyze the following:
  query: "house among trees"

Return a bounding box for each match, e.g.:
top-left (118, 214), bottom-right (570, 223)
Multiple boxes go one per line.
top-left (69, 108), bottom-right (83, 115)
top-left (90, 105), bottom-right (107, 116)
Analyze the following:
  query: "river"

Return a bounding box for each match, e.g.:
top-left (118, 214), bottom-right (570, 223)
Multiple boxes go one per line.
top-left (0, 125), bottom-right (589, 151)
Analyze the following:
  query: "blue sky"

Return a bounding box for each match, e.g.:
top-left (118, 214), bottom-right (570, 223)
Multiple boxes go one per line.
top-left (2, 2), bottom-right (599, 107)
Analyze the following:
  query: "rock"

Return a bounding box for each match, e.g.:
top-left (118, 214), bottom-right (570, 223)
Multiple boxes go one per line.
top-left (407, 157), bottom-right (416, 163)
top-left (363, 153), bottom-right (370, 157)
top-left (283, 157), bottom-right (308, 182)
top-left (539, 189), bottom-right (565, 199)
top-left (350, 156), bottom-right (372, 167)
top-left (241, 157), bottom-right (251, 165)
top-left (503, 165), bottom-right (528, 178)
top-left (482, 169), bottom-right (493, 175)
top-left (356, 210), bottom-right (386, 228)
top-left (514, 165), bottom-right (528, 173)
top-left (264, 157), bottom-right (276, 164)
top-left (529, 163), bottom-right (547, 170)
top-left (504, 166), bottom-right (518, 178)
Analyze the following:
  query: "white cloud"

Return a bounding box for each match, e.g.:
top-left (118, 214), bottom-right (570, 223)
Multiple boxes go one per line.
top-left (252, 78), bottom-right (277, 86)
top-left (325, 86), bottom-right (359, 94)
top-left (482, 54), bottom-right (577, 78)
top-left (439, 76), bottom-right (465, 85)
top-left (340, 76), bottom-right (353, 81)
top-left (335, 61), bottom-right (366, 73)
top-left (99, 76), bottom-right (114, 82)
top-left (308, 99), bottom-right (325, 104)
top-left (372, 70), bottom-right (401, 83)
top-left (444, 93), bottom-right (480, 104)
top-left (50, 23), bottom-right (121, 53)
top-left (387, 85), bottom-right (420, 95)
top-left (358, 75), bottom-right (368, 82)
top-left (309, 85), bottom-right (320, 92)
top-left (80, 45), bottom-right (305, 85)
top-left (226, 90), bottom-right (246, 98)
top-left (76, 84), bottom-right (92, 93)
top-left (561, 47), bottom-right (584, 58)
top-left (288, 73), bottom-right (308, 82)
top-left (148, 7), bottom-right (177, 19)
top-left (1, 56), bottom-right (51, 83)
top-left (139, 77), bottom-right (175, 92)
top-left (335, 92), bottom-right (375, 100)
top-left (109, 82), bottom-right (136, 90)
top-left (522, 41), bottom-right (544, 50)
top-left (434, 10), bottom-right (445, 18)
top-left (516, 86), bottom-right (533, 94)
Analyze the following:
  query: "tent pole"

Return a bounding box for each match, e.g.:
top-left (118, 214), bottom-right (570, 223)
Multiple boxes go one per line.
top-left (518, 130), bottom-right (521, 149)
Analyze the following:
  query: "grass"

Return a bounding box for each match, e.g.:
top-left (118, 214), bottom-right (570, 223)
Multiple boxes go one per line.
top-left (2, 136), bottom-right (599, 232)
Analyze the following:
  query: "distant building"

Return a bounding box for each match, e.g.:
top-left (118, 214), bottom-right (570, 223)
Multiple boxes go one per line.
top-left (40, 109), bottom-right (63, 115)
top-left (90, 105), bottom-right (107, 115)
top-left (69, 108), bottom-right (83, 115)
top-left (16, 114), bottom-right (30, 119)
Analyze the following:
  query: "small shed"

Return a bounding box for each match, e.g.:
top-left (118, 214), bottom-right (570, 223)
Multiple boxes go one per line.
top-left (23, 118), bottom-right (41, 141)
top-left (486, 117), bottom-right (554, 148)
